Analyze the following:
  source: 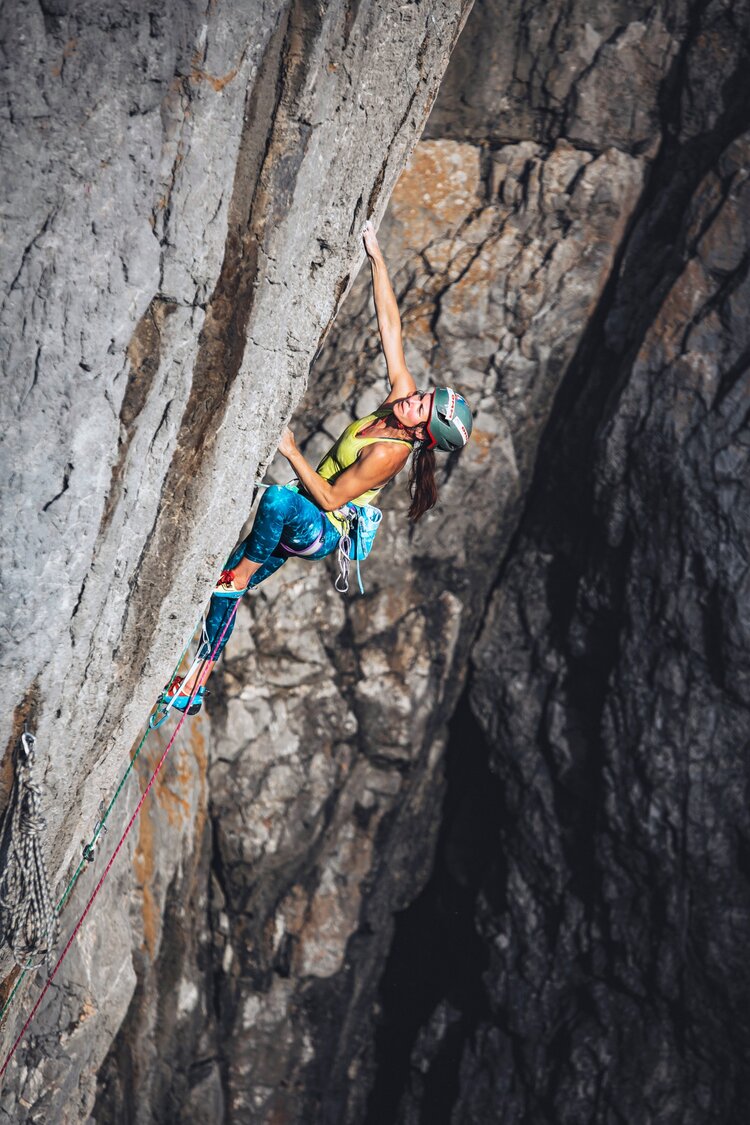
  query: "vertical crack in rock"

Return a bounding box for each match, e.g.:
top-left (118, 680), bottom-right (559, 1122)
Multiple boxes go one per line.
top-left (41, 462), bottom-right (73, 512)
top-left (116, 4), bottom-right (298, 631)
top-left (99, 299), bottom-right (178, 536)
top-left (541, 11), bottom-right (750, 460)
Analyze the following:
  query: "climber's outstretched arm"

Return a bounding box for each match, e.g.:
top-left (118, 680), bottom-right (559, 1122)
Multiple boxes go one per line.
top-left (363, 220), bottom-right (417, 403)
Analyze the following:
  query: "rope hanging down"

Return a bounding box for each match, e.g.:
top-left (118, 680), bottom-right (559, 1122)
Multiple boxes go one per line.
top-left (0, 734), bottom-right (59, 968)
top-left (0, 618), bottom-right (204, 1032)
top-left (0, 595), bottom-right (243, 1080)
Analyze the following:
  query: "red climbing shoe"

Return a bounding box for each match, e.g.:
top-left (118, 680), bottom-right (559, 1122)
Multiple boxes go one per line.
top-left (214, 568), bottom-right (246, 595)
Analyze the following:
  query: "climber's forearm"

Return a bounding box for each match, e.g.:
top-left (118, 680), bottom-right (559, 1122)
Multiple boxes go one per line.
top-left (282, 444), bottom-right (337, 510)
top-left (369, 251), bottom-right (401, 339)
top-left (369, 252), bottom-right (409, 376)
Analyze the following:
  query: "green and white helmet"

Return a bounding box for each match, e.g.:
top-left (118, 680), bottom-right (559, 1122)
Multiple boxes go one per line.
top-left (425, 387), bottom-right (473, 453)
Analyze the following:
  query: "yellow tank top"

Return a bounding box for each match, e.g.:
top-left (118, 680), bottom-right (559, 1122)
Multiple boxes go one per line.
top-left (314, 408), bottom-right (413, 531)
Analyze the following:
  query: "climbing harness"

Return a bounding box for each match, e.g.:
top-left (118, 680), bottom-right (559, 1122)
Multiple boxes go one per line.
top-left (0, 601), bottom-right (242, 1077)
top-left (280, 527), bottom-right (326, 557)
top-left (333, 502), bottom-right (383, 595)
top-left (0, 734), bottom-right (58, 969)
top-left (275, 481), bottom-right (382, 595)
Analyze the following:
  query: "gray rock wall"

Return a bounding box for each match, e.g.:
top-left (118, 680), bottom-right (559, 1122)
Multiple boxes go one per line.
top-left (2, 0), bottom-right (749, 1121)
top-left (0, 0), bottom-right (472, 1118)
top-left (376, 1), bottom-right (750, 1121)
top-left (94, 0), bottom-right (711, 1120)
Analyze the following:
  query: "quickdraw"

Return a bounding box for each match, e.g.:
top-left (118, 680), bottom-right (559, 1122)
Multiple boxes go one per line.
top-left (335, 519), bottom-right (353, 593)
top-left (334, 503), bottom-right (382, 595)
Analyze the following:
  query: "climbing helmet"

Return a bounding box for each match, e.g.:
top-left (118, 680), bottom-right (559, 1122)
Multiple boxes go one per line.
top-left (425, 386), bottom-right (473, 452)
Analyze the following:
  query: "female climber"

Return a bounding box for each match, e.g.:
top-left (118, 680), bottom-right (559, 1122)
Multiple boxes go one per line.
top-left (167, 220), bottom-right (473, 716)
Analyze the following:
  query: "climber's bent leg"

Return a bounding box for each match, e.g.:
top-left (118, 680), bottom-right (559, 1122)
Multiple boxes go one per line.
top-left (178, 487), bottom-right (340, 706)
top-left (226, 485), bottom-right (339, 587)
top-left (210, 486), bottom-right (339, 653)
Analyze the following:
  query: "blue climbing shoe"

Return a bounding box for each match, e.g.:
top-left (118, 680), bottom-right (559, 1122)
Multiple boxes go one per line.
top-left (166, 676), bottom-right (205, 716)
top-left (149, 677), bottom-right (205, 729)
top-left (170, 675), bottom-right (203, 720)
top-left (171, 688), bottom-right (204, 715)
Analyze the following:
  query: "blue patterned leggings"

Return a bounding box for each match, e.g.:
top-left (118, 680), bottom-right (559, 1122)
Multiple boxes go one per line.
top-left (201, 485), bottom-right (340, 660)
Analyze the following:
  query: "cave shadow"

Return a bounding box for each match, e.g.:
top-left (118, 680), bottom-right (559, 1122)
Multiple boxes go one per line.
top-left (365, 689), bottom-right (504, 1125)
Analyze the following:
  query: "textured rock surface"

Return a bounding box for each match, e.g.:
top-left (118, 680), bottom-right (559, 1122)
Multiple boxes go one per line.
top-left (373, 1), bottom-right (750, 1122)
top-left (92, 54), bottom-right (654, 1121)
top-left (3, 0), bottom-right (750, 1121)
top-left (0, 0), bottom-right (472, 1118)
top-left (1, 0), bottom-right (472, 808)
top-left (461, 139), bottom-right (750, 1125)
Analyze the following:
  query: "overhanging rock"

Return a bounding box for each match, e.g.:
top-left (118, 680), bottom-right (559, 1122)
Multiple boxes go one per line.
top-left (0, 0), bottom-right (472, 1109)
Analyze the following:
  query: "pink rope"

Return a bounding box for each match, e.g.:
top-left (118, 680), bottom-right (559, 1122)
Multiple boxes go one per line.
top-left (0, 594), bottom-right (243, 1079)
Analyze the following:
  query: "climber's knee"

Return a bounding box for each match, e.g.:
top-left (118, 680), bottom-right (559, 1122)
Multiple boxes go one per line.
top-left (259, 484), bottom-right (288, 512)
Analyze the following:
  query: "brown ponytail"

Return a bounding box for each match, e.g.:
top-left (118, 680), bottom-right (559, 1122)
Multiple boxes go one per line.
top-left (408, 443), bottom-right (438, 522)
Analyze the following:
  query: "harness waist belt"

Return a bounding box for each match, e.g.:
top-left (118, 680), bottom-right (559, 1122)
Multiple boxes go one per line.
top-left (280, 528), bottom-right (326, 557)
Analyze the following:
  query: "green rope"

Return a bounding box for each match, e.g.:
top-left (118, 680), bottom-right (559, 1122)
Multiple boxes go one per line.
top-left (57, 724), bottom-right (153, 912)
top-left (0, 618), bottom-right (202, 1027)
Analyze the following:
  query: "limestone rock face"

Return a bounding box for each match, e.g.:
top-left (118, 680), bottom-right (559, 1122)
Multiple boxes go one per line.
top-left (94, 0), bottom-right (710, 1118)
top-left (0, 0), bottom-right (472, 1118)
